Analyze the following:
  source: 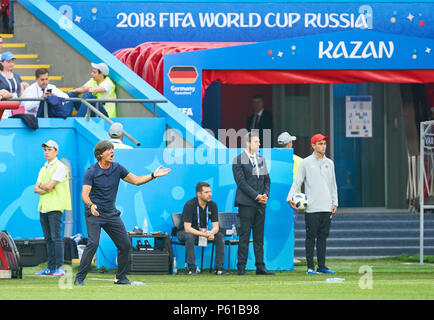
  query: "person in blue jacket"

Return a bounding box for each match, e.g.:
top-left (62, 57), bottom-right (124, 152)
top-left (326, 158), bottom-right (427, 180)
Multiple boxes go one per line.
top-left (0, 51), bottom-right (22, 118)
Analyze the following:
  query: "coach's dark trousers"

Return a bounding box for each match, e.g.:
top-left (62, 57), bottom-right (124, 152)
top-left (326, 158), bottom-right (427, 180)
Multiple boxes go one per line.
top-left (237, 205), bottom-right (266, 270)
top-left (305, 211), bottom-right (332, 270)
top-left (76, 214), bottom-right (131, 281)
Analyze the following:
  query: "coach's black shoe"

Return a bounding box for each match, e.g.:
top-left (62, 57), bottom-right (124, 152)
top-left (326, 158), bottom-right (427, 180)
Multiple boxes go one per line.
top-left (74, 278), bottom-right (84, 286)
top-left (114, 277), bottom-right (131, 285)
top-left (256, 268), bottom-right (275, 275)
top-left (237, 267), bottom-right (247, 275)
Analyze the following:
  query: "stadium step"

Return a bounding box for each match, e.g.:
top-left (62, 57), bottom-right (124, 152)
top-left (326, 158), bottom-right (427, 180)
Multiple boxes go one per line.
top-left (20, 75), bottom-right (63, 81)
top-left (295, 237), bottom-right (434, 247)
top-left (2, 35), bottom-right (65, 88)
top-left (295, 246), bottom-right (434, 258)
top-left (2, 42), bottom-right (28, 54)
top-left (294, 212), bottom-right (434, 258)
top-left (3, 42), bottom-right (26, 48)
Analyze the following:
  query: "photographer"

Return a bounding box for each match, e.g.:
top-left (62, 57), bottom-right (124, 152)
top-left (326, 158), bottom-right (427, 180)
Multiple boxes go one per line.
top-left (21, 68), bottom-right (68, 117)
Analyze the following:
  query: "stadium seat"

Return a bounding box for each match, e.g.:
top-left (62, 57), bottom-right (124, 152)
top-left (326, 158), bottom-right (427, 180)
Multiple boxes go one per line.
top-left (209, 212), bottom-right (244, 272)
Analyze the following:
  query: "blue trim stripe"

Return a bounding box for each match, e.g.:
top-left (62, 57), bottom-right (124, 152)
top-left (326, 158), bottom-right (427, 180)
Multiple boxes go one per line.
top-left (45, 0), bottom-right (434, 3)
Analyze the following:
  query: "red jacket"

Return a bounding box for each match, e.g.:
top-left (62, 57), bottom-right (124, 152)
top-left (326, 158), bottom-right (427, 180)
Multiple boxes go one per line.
top-left (1, 0), bottom-right (9, 15)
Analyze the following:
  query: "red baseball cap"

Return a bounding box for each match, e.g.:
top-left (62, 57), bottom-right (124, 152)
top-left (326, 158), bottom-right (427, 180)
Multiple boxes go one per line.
top-left (311, 133), bottom-right (330, 146)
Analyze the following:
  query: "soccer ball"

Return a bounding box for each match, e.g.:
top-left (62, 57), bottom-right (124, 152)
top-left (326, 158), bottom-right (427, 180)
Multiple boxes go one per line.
top-left (292, 193), bottom-right (308, 210)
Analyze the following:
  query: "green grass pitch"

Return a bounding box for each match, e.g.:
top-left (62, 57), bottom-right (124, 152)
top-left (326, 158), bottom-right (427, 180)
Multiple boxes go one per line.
top-left (1, 258), bottom-right (433, 300)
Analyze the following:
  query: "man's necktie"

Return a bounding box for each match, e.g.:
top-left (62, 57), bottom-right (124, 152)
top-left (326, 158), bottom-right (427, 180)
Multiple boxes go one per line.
top-left (253, 114), bottom-right (260, 129)
top-left (250, 155), bottom-right (259, 178)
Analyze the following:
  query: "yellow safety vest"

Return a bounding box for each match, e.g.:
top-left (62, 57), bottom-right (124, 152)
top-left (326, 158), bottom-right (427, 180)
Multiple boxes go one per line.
top-left (37, 160), bottom-right (72, 213)
top-left (293, 154), bottom-right (303, 180)
top-left (88, 77), bottom-right (117, 117)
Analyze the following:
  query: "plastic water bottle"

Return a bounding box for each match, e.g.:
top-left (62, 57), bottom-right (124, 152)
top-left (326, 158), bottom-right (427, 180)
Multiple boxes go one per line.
top-left (142, 218), bottom-right (148, 235)
top-left (231, 224), bottom-right (237, 241)
top-left (326, 278), bottom-right (345, 283)
top-left (172, 257), bottom-right (178, 275)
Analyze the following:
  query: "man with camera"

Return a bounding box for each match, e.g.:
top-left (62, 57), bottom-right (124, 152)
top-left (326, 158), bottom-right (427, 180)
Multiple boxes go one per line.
top-left (21, 68), bottom-right (68, 117)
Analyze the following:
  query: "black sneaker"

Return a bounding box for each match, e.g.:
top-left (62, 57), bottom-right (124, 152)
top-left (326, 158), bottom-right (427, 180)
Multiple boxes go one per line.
top-left (215, 269), bottom-right (230, 275)
top-left (114, 277), bottom-right (131, 285)
top-left (74, 278), bottom-right (84, 286)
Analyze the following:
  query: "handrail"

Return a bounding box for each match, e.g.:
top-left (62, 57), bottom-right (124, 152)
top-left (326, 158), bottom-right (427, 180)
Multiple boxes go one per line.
top-left (4, 97), bottom-right (168, 146)
top-left (78, 98), bottom-right (142, 146)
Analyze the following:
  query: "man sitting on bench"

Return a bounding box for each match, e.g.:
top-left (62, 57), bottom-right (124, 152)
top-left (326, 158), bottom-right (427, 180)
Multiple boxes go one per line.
top-left (177, 182), bottom-right (229, 275)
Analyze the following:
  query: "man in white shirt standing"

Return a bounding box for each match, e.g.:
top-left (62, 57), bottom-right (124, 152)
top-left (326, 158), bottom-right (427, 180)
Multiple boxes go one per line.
top-left (33, 140), bottom-right (71, 277)
top-left (21, 68), bottom-right (68, 117)
top-left (287, 133), bottom-right (338, 275)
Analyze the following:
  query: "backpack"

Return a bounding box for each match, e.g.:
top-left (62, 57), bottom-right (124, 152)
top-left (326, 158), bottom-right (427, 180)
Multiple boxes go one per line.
top-left (0, 230), bottom-right (22, 279)
top-left (37, 96), bottom-right (67, 118)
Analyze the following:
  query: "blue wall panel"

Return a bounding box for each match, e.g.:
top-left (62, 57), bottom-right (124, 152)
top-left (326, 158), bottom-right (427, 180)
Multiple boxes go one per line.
top-left (0, 118), bottom-right (294, 271)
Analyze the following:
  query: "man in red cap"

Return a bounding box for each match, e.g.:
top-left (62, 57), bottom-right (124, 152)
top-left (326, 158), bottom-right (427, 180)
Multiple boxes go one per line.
top-left (287, 133), bottom-right (338, 274)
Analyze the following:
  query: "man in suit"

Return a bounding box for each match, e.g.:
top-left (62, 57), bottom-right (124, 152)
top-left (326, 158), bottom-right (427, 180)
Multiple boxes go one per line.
top-left (246, 94), bottom-right (273, 147)
top-left (232, 132), bottom-right (274, 275)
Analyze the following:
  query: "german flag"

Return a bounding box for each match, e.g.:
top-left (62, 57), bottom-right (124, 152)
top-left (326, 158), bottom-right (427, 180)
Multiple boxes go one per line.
top-left (168, 66), bottom-right (198, 84)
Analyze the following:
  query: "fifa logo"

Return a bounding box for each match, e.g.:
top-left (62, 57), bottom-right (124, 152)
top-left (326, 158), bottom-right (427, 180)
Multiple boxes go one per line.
top-left (358, 265), bottom-right (373, 290)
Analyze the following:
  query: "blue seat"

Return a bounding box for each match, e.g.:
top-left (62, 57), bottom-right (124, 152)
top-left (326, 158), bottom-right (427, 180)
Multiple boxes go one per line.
top-left (209, 212), bottom-right (243, 272)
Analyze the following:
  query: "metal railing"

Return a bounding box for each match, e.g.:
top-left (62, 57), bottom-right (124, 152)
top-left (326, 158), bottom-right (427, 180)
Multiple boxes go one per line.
top-left (6, 97), bottom-right (168, 147)
top-left (419, 120), bottom-right (434, 264)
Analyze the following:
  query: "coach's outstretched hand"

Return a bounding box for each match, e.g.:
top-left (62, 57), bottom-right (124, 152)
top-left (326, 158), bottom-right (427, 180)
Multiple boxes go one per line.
top-left (153, 165), bottom-right (171, 178)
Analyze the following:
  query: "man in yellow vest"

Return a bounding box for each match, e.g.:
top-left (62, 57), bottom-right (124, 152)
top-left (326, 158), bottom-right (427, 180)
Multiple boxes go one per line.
top-left (278, 132), bottom-right (303, 180)
top-left (65, 62), bottom-right (117, 118)
top-left (278, 132), bottom-right (303, 264)
top-left (33, 140), bottom-right (71, 276)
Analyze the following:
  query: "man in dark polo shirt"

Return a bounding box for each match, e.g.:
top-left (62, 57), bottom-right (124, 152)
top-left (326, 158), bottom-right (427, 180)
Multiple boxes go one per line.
top-left (74, 140), bottom-right (171, 286)
top-left (177, 182), bottom-right (228, 275)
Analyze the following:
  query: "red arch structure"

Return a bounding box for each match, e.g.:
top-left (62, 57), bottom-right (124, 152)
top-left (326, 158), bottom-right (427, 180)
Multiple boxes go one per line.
top-left (114, 42), bottom-right (250, 93)
top-left (114, 42), bottom-right (434, 115)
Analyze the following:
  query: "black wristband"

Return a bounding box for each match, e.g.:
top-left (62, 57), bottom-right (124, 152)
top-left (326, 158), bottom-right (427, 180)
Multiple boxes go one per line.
top-left (151, 172), bottom-right (155, 179)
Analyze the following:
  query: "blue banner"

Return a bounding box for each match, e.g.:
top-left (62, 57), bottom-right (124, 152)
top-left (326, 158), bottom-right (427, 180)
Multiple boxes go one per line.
top-left (164, 30), bottom-right (434, 123)
top-left (48, 1), bottom-right (434, 52)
